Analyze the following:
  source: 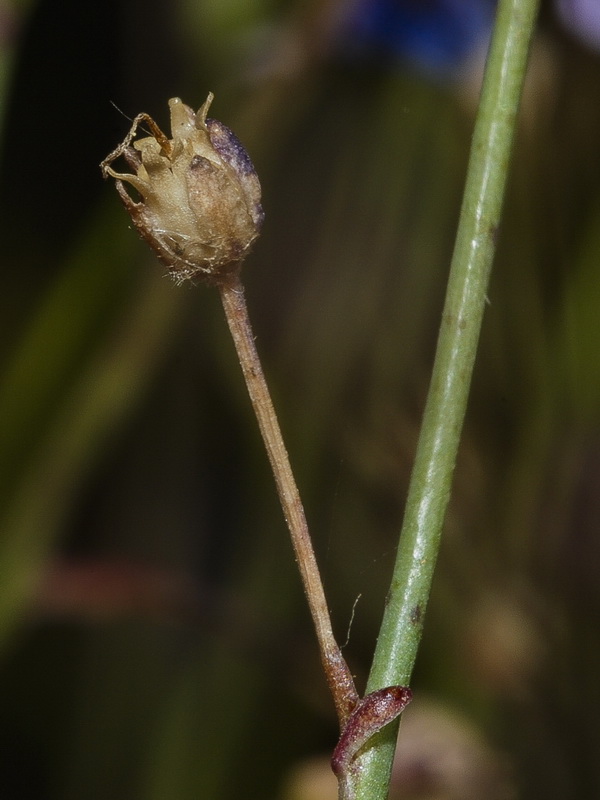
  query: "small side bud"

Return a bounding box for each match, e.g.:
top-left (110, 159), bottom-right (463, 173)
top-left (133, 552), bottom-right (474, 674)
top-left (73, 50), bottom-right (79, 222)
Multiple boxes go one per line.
top-left (331, 686), bottom-right (413, 799)
top-left (101, 94), bottom-right (264, 284)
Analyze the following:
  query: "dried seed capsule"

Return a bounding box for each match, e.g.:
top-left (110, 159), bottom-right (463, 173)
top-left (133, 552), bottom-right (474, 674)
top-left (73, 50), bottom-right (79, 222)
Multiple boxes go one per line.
top-left (101, 94), bottom-right (263, 284)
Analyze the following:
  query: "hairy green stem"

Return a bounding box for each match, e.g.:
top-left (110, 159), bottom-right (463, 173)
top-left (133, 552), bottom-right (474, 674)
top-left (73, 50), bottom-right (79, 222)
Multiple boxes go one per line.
top-left (352, 1), bottom-right (540, 797)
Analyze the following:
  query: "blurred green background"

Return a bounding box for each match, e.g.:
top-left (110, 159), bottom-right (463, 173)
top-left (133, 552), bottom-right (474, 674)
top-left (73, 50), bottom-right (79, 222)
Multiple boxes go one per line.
top-left (1, 0), bottom-right (600, 798)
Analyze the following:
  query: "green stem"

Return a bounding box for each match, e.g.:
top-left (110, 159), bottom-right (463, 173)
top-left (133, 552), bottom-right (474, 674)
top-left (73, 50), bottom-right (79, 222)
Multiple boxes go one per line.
top-left (353, 1), bottom-right (540, 797)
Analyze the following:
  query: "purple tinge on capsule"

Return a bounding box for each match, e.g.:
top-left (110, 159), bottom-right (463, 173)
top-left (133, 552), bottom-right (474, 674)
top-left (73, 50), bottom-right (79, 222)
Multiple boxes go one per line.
top-left (207, 118), bottom-right (265, 230)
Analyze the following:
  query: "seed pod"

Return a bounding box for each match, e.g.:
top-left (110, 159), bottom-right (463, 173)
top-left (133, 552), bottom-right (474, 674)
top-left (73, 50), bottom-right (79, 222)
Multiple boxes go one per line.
top-left (101, 94), bottom-right (264, 284)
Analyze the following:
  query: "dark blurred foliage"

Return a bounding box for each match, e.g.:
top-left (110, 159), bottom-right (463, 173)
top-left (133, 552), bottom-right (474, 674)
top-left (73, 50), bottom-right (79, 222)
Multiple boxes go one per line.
top-left (0, 1), bottom-right (600, 798)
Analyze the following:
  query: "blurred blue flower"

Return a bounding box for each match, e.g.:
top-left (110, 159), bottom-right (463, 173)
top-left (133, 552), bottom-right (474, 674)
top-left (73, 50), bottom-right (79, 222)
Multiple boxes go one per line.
top-left (556, 0), bottom-right (600, 52)
top-left (336, 0), bottom-right (497, 78)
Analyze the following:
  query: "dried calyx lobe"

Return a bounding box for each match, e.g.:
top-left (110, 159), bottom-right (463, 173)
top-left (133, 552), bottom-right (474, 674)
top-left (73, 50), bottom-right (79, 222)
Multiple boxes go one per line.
top-left (101, 94), bottom-right (263, 285)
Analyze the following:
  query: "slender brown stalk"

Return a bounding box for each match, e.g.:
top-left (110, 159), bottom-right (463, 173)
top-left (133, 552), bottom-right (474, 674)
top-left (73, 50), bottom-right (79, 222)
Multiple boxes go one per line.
top-left (100, 94), bottom-right (357, 727)
top-left (219, 274), bottom-right (358, 726)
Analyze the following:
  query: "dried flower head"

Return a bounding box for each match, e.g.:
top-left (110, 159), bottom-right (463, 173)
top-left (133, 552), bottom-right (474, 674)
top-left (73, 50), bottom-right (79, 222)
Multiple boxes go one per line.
top-left (101, 94), bottom-right (264, 284)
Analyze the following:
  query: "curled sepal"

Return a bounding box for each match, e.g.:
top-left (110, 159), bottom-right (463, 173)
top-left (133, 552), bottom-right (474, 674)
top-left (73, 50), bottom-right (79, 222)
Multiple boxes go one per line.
top-left (331, 686), bottom-right (413, 800)
top-left (100, 94), bottom-right (263, 285)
